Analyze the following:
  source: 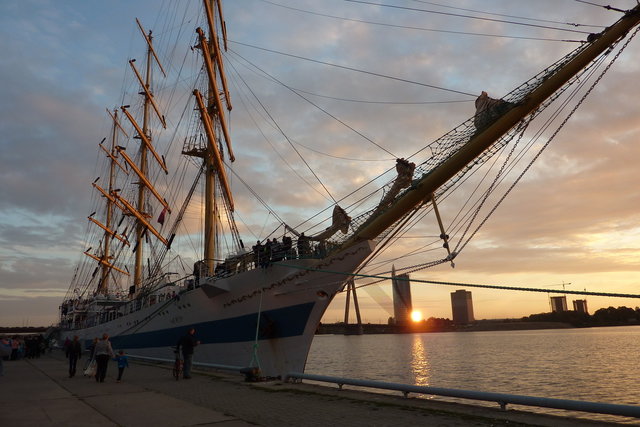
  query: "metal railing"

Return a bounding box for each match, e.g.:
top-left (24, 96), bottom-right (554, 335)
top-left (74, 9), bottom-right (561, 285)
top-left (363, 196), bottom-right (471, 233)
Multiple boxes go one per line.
top-left (126, 355), bottom-right (640, 419)
top-left (284, 372), bottom-right (640, 419)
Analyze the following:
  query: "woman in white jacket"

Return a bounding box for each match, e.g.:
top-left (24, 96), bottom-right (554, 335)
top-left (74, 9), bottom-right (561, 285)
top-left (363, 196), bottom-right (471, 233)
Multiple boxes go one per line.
top-left (94, 333), bottom-right (115, 382)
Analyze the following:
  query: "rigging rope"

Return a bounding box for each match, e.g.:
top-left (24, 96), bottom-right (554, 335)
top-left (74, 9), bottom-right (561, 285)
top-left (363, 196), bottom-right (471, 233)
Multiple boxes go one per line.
top-left (229, 40), bottom-right (478, 97)
top-left (224, 53), bottom-right (338, 204)
top-left (345, 0), bottom-right (595, 35)
top-left (343, 25), bottom-right (640, 287)
top-left (229, 53), bottom-right (397, 160)
top-left (227, 63), bottom-right (336, 203)
top-left (228, 49), bottom-right (396, 158)
top-left (274, 262), bottom-right (640, 299)
top-left (574, 0), bottom-right (628, 13)
top-left (453, 25), bottom-right (640, 257)
top-left (411, 0), bottom-right (606, 28)
top-left (453, 118), bottom-right (532, 254)
top-left (256, 0), bottom-right (583, 43)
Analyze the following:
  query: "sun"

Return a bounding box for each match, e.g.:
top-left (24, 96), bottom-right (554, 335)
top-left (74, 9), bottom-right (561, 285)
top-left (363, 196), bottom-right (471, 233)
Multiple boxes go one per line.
top-left (410, 310), bottom-right (423, 322)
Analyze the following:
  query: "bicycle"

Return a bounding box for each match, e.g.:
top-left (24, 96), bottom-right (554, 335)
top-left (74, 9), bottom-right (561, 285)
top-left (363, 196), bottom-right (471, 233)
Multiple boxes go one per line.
top-left (172, 348), bottom-right (183, 380)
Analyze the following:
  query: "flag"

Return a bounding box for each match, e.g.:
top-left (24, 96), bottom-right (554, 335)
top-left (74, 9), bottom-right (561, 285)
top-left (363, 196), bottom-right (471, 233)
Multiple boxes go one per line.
top-left (157, 207), bottom-right (168, 225)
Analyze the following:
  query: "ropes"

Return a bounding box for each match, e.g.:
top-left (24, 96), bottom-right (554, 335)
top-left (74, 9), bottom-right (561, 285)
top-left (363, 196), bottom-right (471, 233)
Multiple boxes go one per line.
top-left (274, 262), bottom-right (640, 299)
top-left (345, 0), bottom-right (595, 35)
top-left (333, 24), bottom-right (640, 294)
top-left (453, 25), bottom-right (640, 257)
top-left (229, 40), bottom-right (478, 98)
top-left (257, 0), bottom-right (583, 43)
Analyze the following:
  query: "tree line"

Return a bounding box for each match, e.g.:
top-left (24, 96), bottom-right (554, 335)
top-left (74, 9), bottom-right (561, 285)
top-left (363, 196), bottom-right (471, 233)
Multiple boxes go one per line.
top-left (523, 306), bottom-right (640, 327)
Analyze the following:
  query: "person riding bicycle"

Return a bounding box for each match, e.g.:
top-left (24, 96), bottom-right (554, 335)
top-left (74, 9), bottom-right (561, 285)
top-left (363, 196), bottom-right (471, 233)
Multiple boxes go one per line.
top-left (176, 327), bottom-right (199, 379)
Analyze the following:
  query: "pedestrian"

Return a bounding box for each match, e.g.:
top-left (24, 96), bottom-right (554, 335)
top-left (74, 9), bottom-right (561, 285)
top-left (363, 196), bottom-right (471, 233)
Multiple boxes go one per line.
top-left (66, 335), bottom-right (82, 378)
top-left (176, 328), bottom-right (200, 379)
top-left (0, 336), bottom-right (12, 377)
top-left (113, 350), bottom-right (129, 383)
top-left (94, 333), bottom-right (115, 383)
top-left (10, 335), bottom-right (20, 360)
top-left (89, 337), bottom-right (98, 360)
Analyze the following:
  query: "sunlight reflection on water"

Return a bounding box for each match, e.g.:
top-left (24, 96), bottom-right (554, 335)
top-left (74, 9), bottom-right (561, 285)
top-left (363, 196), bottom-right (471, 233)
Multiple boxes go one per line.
top-left (306, 326), bottom-right (640, 424)
top-left (410, 334), bottom-right (430, 386)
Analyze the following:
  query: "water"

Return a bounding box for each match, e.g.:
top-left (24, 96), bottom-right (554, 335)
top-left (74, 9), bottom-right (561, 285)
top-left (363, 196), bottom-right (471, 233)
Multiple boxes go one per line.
top-left (306, 326), bottom-right (640, 424)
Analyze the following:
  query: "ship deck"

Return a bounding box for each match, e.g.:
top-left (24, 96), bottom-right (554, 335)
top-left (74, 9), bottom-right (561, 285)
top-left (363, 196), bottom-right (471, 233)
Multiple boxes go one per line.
top-left (1, 352), bottom-right (619, 426)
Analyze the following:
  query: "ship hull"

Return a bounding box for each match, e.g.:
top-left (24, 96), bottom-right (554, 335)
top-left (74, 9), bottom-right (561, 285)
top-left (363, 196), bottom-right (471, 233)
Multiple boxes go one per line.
top-left (60, 240), bottom-right (374, 377)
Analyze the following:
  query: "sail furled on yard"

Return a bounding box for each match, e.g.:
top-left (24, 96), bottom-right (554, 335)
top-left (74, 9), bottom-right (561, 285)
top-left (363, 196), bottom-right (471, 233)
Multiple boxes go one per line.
top-left (329, 14), bottom-right (640, 250)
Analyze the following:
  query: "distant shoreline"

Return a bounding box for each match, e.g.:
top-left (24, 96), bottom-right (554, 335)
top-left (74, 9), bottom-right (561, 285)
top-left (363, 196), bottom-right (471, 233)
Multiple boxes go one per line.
top-left (317, 320), bottom-right (640, 334)
top-left (3, 319), bottom-right (639, 335)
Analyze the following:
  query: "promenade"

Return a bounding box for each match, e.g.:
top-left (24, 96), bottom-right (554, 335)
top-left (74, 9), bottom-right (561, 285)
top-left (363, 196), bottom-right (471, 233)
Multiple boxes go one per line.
top-left (0, 353), bottom-right (622, 426)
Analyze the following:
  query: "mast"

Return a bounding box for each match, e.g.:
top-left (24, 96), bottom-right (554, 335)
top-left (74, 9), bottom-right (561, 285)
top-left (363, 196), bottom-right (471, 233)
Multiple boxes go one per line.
top-left (204, 10), bottom-right (217, 276)
top-left (85, 110), bottom-right (131, 291)
top-left (133, 30), bottom-right (153, 293)
top-left (99, 112), bottom-right (119, 294)
top-left (342, 5), bottom-right (640, 249)
top-left (188, 0), bottom-right (235, 277)
top-left (106, 19), bottom-right (169, 296)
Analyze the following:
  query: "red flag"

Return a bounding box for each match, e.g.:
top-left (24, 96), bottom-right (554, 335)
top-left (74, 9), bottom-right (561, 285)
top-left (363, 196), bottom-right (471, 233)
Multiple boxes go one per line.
top-left (157, 207), bottom-right (168, 225)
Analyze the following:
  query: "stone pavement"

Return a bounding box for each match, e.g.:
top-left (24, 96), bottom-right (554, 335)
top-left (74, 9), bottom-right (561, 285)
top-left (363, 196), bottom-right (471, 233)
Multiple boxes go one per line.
top-left (0, 353), bottom-right (624, 426)
top-left (0, 354), bottom-right (247, 427)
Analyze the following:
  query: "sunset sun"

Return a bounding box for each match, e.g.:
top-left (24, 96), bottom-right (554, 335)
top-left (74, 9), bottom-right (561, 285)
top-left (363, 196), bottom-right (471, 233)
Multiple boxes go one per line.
top-left (410, 310), bottom-right (423, 322)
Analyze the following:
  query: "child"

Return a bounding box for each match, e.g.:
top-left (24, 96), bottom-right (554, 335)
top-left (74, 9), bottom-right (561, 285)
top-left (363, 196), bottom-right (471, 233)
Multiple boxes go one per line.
top-left (113, 350), bottom-right (129, 382)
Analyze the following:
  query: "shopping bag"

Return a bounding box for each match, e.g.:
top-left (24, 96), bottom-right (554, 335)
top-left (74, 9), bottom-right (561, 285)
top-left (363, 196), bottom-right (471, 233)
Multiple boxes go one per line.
top-left (83, 359), bottom-right (96, 376)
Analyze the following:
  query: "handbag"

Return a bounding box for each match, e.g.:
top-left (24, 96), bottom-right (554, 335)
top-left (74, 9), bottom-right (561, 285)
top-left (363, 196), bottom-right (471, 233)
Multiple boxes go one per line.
top-left (83, 359), bottom-right (96, 376)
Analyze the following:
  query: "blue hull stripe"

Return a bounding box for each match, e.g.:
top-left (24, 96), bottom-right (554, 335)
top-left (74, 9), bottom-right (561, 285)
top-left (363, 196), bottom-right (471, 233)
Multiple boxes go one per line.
top-left (106, 302), bottom-right (315, 350)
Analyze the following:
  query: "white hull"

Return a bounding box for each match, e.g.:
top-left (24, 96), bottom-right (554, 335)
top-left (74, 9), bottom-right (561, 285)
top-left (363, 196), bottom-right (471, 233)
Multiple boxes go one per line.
top-left (61, 241), bottom-right (374, 377)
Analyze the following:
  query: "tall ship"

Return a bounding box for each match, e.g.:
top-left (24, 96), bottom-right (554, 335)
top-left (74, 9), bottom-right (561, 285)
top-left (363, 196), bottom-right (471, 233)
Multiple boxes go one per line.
top-left (58, 2), bottom-right (640, 377)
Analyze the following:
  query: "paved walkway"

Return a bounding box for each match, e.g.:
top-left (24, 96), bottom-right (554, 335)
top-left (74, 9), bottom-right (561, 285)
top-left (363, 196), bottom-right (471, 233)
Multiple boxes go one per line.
top-left (0, 353), bottom-right (625, 426)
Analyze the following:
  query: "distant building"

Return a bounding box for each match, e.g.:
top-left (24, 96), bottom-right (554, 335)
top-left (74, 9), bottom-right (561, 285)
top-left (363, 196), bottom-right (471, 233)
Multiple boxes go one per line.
top-left (550, 296), bottom-right (568, 312)
top-left (451, 290), bottom-right (474, 324)
top-left (573, 299), bottom-right (588, 314)
top-left (392, 267), bottom-right (412, 325)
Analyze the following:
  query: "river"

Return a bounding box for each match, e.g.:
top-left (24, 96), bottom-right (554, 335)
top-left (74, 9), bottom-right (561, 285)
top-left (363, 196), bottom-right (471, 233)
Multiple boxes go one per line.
top-left (306, 325), bottom-right (640, 424)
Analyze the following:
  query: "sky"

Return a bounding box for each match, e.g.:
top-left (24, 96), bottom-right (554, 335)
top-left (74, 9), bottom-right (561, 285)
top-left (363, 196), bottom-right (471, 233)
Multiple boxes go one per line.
top-left (1, 0), bottom-right (640, 327)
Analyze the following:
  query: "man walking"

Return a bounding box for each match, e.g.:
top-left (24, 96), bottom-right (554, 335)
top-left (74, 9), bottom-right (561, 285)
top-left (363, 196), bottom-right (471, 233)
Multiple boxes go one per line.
top-left (176, 328), bottom-right (199, 379)
top-left (66, 335), bottom-right (82, 378)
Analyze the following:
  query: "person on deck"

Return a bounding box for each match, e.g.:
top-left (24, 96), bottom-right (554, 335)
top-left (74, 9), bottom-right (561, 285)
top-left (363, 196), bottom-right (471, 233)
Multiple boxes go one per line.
top-left (176, 328), bottom-right (200, 379)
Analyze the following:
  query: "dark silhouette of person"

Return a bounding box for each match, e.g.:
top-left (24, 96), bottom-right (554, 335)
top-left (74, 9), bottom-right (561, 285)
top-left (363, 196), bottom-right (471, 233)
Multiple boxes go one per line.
top-left (252, 241), bottom-right (263, 268)
top-left (282, 235), bottom-right (293, 259)
top-left (176, 328), bottom-right (200, 379)
top-left (297, 233), bottom-right (311, 258)
top-left (66, 335), bottom-right (82, 378)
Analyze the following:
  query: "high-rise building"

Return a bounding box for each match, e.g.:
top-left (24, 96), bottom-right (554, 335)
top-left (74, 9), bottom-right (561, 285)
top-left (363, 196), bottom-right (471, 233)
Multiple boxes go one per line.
top-left (550, 296), bottom-right (568, 312)
top-left (573, 299), bottom-right (588, 314)
top-left (392, 267), bottom-right (412, 325)
top-left (451, 289), bottom-right (474, 324)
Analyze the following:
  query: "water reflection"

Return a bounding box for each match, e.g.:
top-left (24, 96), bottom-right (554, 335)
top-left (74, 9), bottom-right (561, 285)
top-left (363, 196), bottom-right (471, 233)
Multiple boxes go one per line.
top-left (410, 334), bottom-right (430, 386)
top-left (306, 326), bottom-right (640, 424)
